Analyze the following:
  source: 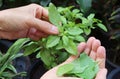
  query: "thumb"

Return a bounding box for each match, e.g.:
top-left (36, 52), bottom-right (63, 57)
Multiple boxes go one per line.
top-left (28, 18), bottom-right (59, 35)
top-left (95, 68), bottom-right (107, 79)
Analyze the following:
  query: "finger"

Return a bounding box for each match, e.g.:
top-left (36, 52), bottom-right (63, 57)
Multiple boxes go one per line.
top-left (89, 39), bottom-right (101, 60)
top-left (84, 37), bottom-right (95, 55)
top-left (77, 42), bottom-right (86, 53)
top-left (96, 46), bottom-right (106, 68)
top-left (28, 28), bottom-right (48, 38)
top-left (28, 4), bottom-right (48, 20)
top-left (92, 39), bottom-right (101, 51)
top-left (36, 6), bottom-right (49, 20)
top-left (29, 34), bottom-right (41, 41)
top-left (95, 68), bottom-right (107, 79)
top-left (35, 31), bottom-right (48, 38)
top-left (27, 18), bottom-right (59, 35)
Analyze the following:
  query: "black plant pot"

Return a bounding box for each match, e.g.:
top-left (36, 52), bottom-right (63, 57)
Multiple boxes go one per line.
top-left (0, 39), bottom-right (13, 53)
top-left (106, 50), bottom-right (120, 75)
top-left (29, 60), bottom-right (47, 79)
top-left (106, 59), bottom-right (119, 75)
top-left (13, 55), bottom-right (31, 79)
top-left (107, 67), bottom-right (120, 79)
top-left (0, 40), bottom-right (31, 79)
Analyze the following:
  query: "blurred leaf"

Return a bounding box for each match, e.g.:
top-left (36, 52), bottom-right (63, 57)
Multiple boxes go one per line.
top-left (109, 14), bottom-right (120, 21)
top-left (0, 0), bottom-right (3, 7)
top-left (62, 35), bottom-right (69, 46)
top-left (61, 16), bottom-right (67, 24)
top-left (76, 0), bottom-right (92, 13)
top-left (87, 14), bottom-right (95, 20)
top-left (7, 64), bottom-right (17, 73)
top-left (40, 0), bottom-right (51, 6)
top-left (97, 23), bottom-right (107, 32)
top-left (111, 8), bottom-right (120, 16)
top-left (57, 52), bottom-right (69, 63)
top-left (84, 27), bottom-right (91, 35)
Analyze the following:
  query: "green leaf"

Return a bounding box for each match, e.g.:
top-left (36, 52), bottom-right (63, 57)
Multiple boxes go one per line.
top-left (23, 43), bottom-right (39, 56)
top-left (111, 8), bottom-right (120, 16)
top-left (56, 40), bottom-right (64, 50)
top-left (46, 36), bottom-right (60, 48)
top-left (97, 23), bottom-right (108, 32)
top-left (7, 38), bottom-right (30, 55)
top-left (40, 49), bottom-right (55, 68)
top-left (0, 51), bottom-right (3, 57)
top-left (64, 40), bottom-right (77, 55)
top-left (57, 53), bottom-right (99, 79)
top-left (57, 52), bottom-right (69, 63)
top-left (7, 64), bottom-right (17, 73)
top-left (40, 0), bottom-right (51, 6)
top-left (48, 3), bottom-right (62, 27)
top-left (36, 51), bottom-right (41, 58)
top-left (0, 0), bottom-right (3, 7)
top-left (61, 16), bottom-right (67, 24)
top-left (87, 14), bottom-right (95, 20)
top-left (68, 27), bottom-right (83, 35)
top-left (0, 38), bottom-right (29, 71)
top-left (84, 28), bottom-right (91, 35)
top-left (62, 35), bottom-right (69, 46)
top-left (74, 35), bottom-right (86, 42)
top-left (72, 9), bottom-right (80, 14)
top-left (11, 53), bottom-right (23, 60)
top-left (57, 63), bottom-right (74, 76)
top-left (76, 0), bottom-right (92, 13)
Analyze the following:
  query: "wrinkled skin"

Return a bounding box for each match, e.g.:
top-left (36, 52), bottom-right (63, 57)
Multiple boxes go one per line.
top-left (0, 4), bottom-right (59, 40)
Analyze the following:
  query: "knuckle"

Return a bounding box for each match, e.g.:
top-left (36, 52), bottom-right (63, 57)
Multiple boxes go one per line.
top-left (29, 3), bottom-right (42, 8)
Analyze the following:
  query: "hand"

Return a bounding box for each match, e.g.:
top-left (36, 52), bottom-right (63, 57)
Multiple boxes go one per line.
top-left (41, 37), bottom-right (107, 79)
top-left (0, 4), bottom-right (59, 40)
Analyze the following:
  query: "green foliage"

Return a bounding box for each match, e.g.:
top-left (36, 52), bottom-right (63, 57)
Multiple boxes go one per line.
top-left (40, 0), bottom-right (51, 6)
top-left (0, 38), bottom-right (29, 79)
top-left (0, 0), bottom-right (2, 7)
top-left (16, 3), bottom-right (107, 69)
top-left (76, 0), bottom-right (92, 14)
top-left (57, 53), bottom-right (99, 79)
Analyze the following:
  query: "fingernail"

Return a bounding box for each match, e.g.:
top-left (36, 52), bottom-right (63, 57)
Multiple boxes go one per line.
top-left (51, 26), bottom-right (59, 34)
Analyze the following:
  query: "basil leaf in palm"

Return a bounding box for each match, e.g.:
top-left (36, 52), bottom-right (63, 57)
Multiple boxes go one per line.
top-left (57, 53), bottom-right (99, 79)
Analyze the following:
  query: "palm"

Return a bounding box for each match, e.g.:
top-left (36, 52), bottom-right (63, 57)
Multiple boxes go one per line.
top-left (41, 37), bottom-right (107, 79)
